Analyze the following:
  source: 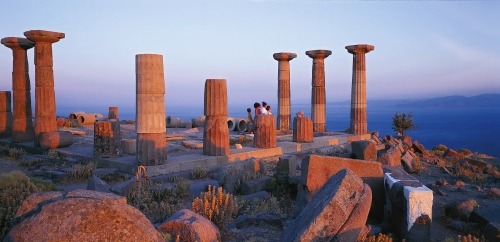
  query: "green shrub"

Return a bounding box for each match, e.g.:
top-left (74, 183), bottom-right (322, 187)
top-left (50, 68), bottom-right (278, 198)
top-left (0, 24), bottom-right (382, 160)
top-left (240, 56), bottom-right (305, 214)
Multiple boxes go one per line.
top-left (432, 144), bottom-right (448, 152)
top-left (0, 172), bottom-right (54, 240)
top-left (391, 112), bottom-right (418, 136)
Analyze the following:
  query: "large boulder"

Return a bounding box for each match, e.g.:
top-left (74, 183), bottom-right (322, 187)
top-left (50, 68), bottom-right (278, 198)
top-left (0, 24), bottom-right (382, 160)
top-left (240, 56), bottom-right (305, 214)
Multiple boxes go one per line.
top-left (5, 189), bottom-right (163, 242)
top-left (158, 209), bottom-right (220, 242)
top-left (297, 155), bottom-right (384, 220)
top-left (351, 140), bottom-right (377, 160)
top-left (282, 169), bottom-right (366, 242)
top-left (378, 146), bottom-right (402, 166)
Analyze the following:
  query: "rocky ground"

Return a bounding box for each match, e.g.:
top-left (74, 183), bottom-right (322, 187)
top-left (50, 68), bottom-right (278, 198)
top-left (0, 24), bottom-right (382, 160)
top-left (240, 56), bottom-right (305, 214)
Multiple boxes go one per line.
top-left (1, 123), bottom-right (499, 241)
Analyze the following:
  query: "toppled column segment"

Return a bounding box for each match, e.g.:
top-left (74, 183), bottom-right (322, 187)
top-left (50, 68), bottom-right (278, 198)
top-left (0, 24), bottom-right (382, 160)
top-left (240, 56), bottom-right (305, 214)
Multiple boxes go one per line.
top-left (135, 54), bottom-right (167, 165)
top-left (1, 37), bottom-right (35, 142)
top-left (24, 30), bottom-right (65, 147)
top-left (203, 79), bottom-right (229, 156)
top-left (273, 52), bottom-right (297, 130)
top-left (346, 44), bottom-right (374, 135)
top-left (306, 49), bottom-right (331, 132)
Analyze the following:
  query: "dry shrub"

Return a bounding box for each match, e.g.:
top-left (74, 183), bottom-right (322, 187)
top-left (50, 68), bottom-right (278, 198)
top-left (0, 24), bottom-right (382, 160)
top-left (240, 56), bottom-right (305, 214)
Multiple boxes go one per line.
top-left (126, 180), bottom-right (189, 224)
top-left (457, 234), bottom-right (487, 242)
top-left (192, 185), bottom-right (238, 229)
top-left (8, 148), bottom-right (25, 160)
top-left (238, 196), bottom-right (294, 219)
top-left (359, 233), bottom-right (393, 242)
top-left (0, 172), bottom-right (55, 240)
top-left (191, 166), bottom-right (209, 180)
top-left (68, 162), bottom-right (96, 181)
top-left (229, 135), bottom-right (252, 146)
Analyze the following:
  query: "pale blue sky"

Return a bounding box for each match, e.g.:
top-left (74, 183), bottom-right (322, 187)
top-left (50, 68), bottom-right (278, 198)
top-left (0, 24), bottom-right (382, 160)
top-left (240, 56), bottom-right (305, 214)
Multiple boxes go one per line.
top-left (0, 1), bottom-right (499, 110)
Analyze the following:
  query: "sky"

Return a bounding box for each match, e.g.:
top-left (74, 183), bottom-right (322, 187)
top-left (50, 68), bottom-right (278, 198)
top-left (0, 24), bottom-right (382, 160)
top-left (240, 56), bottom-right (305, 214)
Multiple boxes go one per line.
top-left (0, 1), bottom-right (499, 113)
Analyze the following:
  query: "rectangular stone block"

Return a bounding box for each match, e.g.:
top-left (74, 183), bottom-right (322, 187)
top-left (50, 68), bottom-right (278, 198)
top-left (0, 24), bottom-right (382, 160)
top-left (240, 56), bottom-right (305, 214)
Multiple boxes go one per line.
top-left (384, 166), bottom-right (433, 241)
top-left (94, 121), bottom-right (122, 158)
top-left (293, 117), bottom-right (313, 143)
top-left (298, 155), bottom-right (384, 220)
top-left (35, 67), bottom-right (55, 87)
top-left (0, 112), bottom-right (13, 138)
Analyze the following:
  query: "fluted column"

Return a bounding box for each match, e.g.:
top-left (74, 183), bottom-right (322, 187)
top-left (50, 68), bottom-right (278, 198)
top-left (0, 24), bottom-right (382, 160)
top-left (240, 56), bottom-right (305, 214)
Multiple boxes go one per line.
top-left (254, 115), bottom-right (277, 148)
top-left (273, 52), bottom-right (297, 131)
top-left (203, 79), bottom-right (229, 156)
top-left (0, 92), bottom-right (12, 138)
top-left (346, 44), bottom-right (374, 134)
top-left (135, 54), bottom-right (167, 165)
top-left (1, 37), bottom-right (35, 142)
top-left (24, 30), bottom-right (65, 146)
top-left (306, 50), bottom-right (331, 132)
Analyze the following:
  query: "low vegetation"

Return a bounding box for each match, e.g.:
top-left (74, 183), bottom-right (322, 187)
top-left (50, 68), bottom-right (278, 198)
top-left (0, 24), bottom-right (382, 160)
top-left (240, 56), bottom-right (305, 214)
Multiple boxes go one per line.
top-left (68, 162), bottom-right (96, 182)
top-left (190, 166), bottom-right (209, 180)
top-left (0, 171), bottom-right (57, 240)
top-left (192, 185), bottom-right (238, 229)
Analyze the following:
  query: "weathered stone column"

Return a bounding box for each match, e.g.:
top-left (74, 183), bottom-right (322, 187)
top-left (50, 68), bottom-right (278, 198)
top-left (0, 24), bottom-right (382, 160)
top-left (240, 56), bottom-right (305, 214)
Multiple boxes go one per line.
top-left (306, 50), bottom-right (331, 132)
top-left (1, 37), bottom-right (35, 142)
top-left (108, 106), bottom-right (119, 120)
top-left (0, 92), bottom-right (12, 138)
top-left (293, 112), bottom-right (313, 143)
top-left (346, 45), bottom-right (374, 135)
top-left (254, 115), bottom-right (277, 148)
top-left (94, 120), bottom-right (122, 158)
top-left (273, 52), bottom-right (297, 130)
top-left (24, 30), bottom-right (65, 146)
top-left (203, 79), bottom-right (229, 156)
top-left (136, 54), bottom-right (167, 165)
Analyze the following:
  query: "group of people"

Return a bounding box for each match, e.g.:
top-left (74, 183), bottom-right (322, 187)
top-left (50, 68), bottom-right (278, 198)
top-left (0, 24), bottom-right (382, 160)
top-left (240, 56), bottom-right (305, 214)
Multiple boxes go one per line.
top-left (246, 101), bottom-right (272, 134)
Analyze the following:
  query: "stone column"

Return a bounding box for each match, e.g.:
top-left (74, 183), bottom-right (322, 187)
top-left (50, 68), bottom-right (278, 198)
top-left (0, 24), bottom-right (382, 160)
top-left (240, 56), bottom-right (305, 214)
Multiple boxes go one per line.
top-left (0, 92), bottom-right (12, 138)
top-left (203, 79), bottom-right (229, 156)
top-left (293, 112), bottom-right (313, 143)
top-left (24, 30), bottom-right (65, 146)
top-left (346, 45), bottom-right (374, 135)
top-left (108, 106), bottom-right (119, 120)
top-left (254, 115), bottom-right (277, 148)
top-left (306, 50), bottom-right (331, 132)
top-left (136, 54), bottom-right (167, 165)
top-left (273, 52), bottom-right (297, 130)
top-left (94, 120), bottom-right (122, 158)
top-left (1, 37), bottom-right (35, 142)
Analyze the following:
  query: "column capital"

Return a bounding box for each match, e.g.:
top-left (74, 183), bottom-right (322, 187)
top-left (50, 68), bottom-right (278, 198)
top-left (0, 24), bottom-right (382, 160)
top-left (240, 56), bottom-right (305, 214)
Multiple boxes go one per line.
top-left (24, 30), bottom-right (65, 43)
top-left (306, 49), bottom-right (332, 59)
top-left (1, 37), bottom-right (34, 50)
top-left (345, 44), bottom-right (374, 55)
top-left (273, 52), bottom-right (297, 61)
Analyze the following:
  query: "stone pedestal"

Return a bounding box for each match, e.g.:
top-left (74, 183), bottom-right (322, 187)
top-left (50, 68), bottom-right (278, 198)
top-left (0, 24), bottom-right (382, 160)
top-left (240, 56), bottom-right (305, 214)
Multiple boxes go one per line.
top-left (293, 117), bottom-right (313, 143)
top-left (203, 79), bottom-right (229, 156)
top-left (254, 115), bottom-right (276, 148)
top-left (108, 107), bottom-right (119, 120)
top-left (1, 37), bottom-right (35, 142)
top-left (346, 44), bottom-right (374, 135)
top-left (24, 30), bottom-right (65, 146)
top-left (94, 121), bottom-right (122, 158)
top-left (135, 54), bottom-right (167, 165)
top-left (306, 50), bottom-right (331, 132)
top-left (0, 91), bottom-right (12, 138)
top-left (273, 52), bottom-right (297, 131)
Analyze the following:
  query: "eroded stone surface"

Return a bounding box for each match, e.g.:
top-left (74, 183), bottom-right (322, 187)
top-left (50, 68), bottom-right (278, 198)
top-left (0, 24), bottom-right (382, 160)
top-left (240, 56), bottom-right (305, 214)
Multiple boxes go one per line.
top-left (293, 116), bottom-right (313, 143)
top-left (254, 115), bottom-right (277, 148)
top-left (158, 209), bottom-right (220, 242)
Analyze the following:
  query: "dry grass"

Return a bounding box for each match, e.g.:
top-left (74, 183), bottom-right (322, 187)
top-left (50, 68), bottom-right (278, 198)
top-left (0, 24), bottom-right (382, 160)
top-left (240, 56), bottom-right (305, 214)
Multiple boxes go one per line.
top-left (191, 166), bottom-right (209, 180)
top-left (68, 162), bottom-right (96, 181)
top-left (192, 185), bottom-right (238, 229)
top-left (359, 233), bottom-right (394, 242)
top-left (238, 196), bottom-right (294, 219)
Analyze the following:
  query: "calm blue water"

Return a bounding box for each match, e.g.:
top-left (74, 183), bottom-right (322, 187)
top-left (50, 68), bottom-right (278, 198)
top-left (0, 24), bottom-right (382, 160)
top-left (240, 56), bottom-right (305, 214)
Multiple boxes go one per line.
top-left (57, 104), bottom-right (500, 158)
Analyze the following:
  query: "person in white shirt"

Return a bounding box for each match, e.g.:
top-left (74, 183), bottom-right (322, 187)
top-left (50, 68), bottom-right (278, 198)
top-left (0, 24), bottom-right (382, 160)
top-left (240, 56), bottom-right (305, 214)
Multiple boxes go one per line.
top-left (266, 105), bottom-right (272, 115)
top-left (260, 101), bottom-right (268, 115)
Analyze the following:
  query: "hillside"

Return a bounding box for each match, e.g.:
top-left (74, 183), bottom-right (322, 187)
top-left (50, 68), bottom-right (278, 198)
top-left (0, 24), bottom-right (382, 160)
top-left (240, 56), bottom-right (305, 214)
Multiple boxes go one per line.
top-left (396, 94), bottom-right (500, 108)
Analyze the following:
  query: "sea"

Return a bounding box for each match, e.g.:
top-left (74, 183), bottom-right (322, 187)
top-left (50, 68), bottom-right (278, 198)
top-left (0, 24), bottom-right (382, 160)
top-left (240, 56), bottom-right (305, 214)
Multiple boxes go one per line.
top-left (57, 104), bottom-right (500, 158)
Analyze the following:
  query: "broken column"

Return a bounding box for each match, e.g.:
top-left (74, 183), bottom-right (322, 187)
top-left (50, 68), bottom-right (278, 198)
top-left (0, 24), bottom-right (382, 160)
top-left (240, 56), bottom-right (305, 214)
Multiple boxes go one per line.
top-left (203, 79), bottom-right (229, 156)
top-left (346, 44), bottom-right (374, 135)
top-left (108, 107), bottom-right (119, 120)
top-left (0, 91), bottom-right (12, 138)
top-left (273, 52), bottom-right (297, 130)
top-left (306, 50), bottom-right (331, 132)
top-left (254, 115), bottom-right (276, 148)
top-left (24, 30), bottom-right (65, 146)
top-left (94, 120), bottom-right (122, 158)
top-left (136, 54), bottom-right (167, 165)
top-left (1, 37), bottom-right (35, 142)
top-left (293, 111), bottom-right (313, 143)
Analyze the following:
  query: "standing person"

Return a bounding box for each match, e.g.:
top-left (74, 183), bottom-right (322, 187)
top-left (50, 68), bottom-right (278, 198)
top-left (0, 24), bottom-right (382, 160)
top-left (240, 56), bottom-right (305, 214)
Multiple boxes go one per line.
top-left (266, 105), bottom-right (272, 115)
top-left (254, 102), bottom-right (261, 115)
top-left (246, 108), bottom-right (254, 133)
top-left (260, 101), bottom-right (268, 115)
